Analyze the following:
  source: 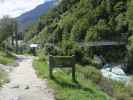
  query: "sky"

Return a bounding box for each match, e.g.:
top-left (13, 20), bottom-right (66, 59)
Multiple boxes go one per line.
top-left (0, 0), bottom-right (50, 18)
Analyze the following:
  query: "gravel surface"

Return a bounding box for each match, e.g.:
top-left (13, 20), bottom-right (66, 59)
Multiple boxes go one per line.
top-left (0, 55), bottom-right (55, 100)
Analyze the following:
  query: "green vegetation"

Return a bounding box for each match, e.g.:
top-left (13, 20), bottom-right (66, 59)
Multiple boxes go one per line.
top-left (127, 0), bottom-right (133, 73)
top-left (0, 16), bottom-right (18, 57)
top-left (22, 0), bottom-right (133, 99)
top-left (33, 58), bottom-right (133, 100)
top-left (33, 58), bottom-right (110, 100)
top-left (0, 70), bottom-right (8, 87)
top-left (25, 0), bottom-right (131, 68)
top-left (0, 16), bottom-right (17, 87)
top-left (0, 16), bottom-right (17, 44)
top-left (0, 50), bottom-right (16, 65)
top-left (23, 0), bottom-right (133, 99)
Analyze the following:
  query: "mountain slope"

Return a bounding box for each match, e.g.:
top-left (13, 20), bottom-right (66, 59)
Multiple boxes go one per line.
top-left (17, 0), bottom-right (57, 32)
top-left (25, 0), bottom-right (128, 63)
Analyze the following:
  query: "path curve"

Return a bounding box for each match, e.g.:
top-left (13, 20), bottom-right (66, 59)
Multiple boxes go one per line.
top-left (0, 55), bottom-right (55, 100)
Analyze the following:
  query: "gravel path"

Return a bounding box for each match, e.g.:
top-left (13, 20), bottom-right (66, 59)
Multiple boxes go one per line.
top-left (0, 55), bottom-right (55, 100)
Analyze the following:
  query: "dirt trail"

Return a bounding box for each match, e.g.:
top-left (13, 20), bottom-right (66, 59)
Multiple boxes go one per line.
top-left (0, 56), bottom-right (55, 100)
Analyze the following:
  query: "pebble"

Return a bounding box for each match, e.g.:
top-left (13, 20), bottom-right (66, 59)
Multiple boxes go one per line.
top-left (10, 96), bottom-right (20, 100)
top-left (24, 85), bottom-right (30, 90)
top-left (10, 84), bottom-right (20, 89)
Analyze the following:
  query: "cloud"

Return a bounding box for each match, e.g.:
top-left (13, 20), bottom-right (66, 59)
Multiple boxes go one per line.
top-left (0, 0), bottom-right (47, 18)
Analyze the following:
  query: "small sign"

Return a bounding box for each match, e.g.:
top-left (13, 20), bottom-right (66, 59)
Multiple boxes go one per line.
top-left (30, 44), bottom-right (38, 48)
top-left (49, 55), bottom-right (76, 81)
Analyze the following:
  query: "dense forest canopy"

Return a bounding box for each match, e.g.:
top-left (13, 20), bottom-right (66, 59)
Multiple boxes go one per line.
top-left (24, 0), bottom-right (133, 71)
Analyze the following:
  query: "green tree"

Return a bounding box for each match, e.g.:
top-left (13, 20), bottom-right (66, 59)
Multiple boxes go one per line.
top-left (71, 18), bottom-right (89, 42)
top-left (24, 0), bottom-right (128, 65)
top-left (127, 0), bottom-right (133, 72)
top-left (0, 16), bottom-right (17, 43)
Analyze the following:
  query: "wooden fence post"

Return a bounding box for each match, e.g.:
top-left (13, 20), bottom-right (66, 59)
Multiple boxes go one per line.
top-left (72, 55), bottom-right (76, 81)
top-left (49, 55), bottom-right (53, 78)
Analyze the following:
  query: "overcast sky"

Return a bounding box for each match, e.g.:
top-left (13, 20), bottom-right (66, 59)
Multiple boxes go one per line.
top-left (0, 0), bottom-right (50, 18)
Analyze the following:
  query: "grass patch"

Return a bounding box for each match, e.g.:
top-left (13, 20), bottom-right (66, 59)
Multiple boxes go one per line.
top-left (0, 70), bottom-right (8, 87)
top-left (33, 58), bottom-right (110, 100)
top-left (33, 58), bottom-right (133, 100)
top-left (0, 51), bottom-right (16, 65)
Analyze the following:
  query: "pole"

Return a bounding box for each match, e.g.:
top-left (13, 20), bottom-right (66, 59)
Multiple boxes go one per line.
top-left (15, 32), bottom-right (18, 53)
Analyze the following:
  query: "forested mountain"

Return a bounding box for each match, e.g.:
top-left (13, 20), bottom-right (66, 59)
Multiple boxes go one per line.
top-left (17, 0), bottom-right (58, 32)
top-left (25, 0), bottom-right (133, 71)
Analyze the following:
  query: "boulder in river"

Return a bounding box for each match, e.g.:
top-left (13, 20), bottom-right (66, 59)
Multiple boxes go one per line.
top-left (101, 65), bottom-right (129, 83)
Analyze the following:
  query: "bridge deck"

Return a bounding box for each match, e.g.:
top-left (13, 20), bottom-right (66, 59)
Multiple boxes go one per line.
top-left (79, 41), bottom-right (126, 47)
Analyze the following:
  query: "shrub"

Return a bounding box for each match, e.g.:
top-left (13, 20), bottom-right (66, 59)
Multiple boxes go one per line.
top-left (37, 49), bottom-right (47, 61)
top-left (77, 65), bottom-right (102, 84)
top-left (113, 82), bottom-right (133, 100)
top-left (44, 43), bottom-right (61, 55)
top-left (0, 56), bottom-right (14, 65)
top-left (98, 78), bottom-right (114, 97)
top-left (0, 51), bottom-right (16, 65)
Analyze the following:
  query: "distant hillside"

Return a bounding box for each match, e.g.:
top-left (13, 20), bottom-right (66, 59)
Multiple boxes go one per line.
top-left (17, 0), bottom-right (58, 32)
top-left (25, 0), bottom-right (131, 65)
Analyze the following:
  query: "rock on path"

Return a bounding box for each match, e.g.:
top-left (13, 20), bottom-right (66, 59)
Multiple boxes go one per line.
top-left (0, 55), bottom-right (55, 100)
